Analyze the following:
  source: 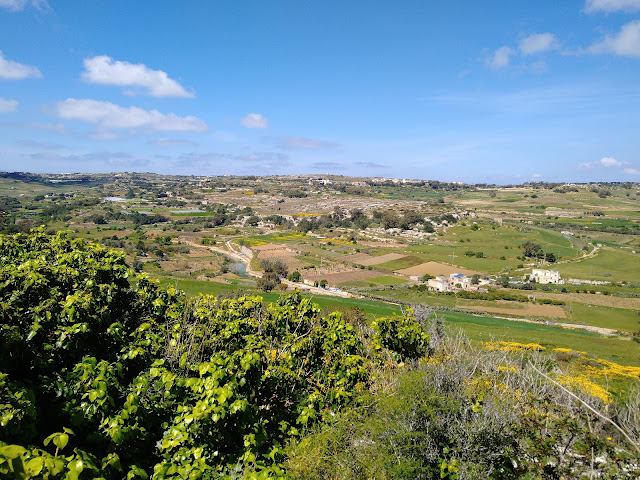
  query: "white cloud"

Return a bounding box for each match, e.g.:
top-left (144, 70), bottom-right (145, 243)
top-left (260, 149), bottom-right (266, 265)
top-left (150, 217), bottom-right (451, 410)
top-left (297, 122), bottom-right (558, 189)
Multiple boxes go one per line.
top-left (600, 156), bottom-right (624, 167)
top-left (275, 136), bottom-right (338, 149)
top-left (147, 138), bottom-right (196, 146)
top-left (588, 19), bottom-right (640, 57)
top-left (519, 33), bottom-right (559, 55)
top-left (624, 167), bottom-right (640, 174)
top-left (240, 113), bottom-right (268, 129)
top-left (354, 161), bottom-right (389, 168)
top-left (579, 156), bottom-right (628, 168)
top-left (0, 97), bottom-right (18, 113)
top-left (312, 161), bottom-right (344, 171)
top-left (0, 0), bottom-right (48, 11)
top-left (0, 50), bottom-right (42, 79)
top-left (56, 99), bottom-right (207, 132)
top-left (486, 46), bottom-right (513, 69)
top-left (585, 0), bottom-right (640, 12)
top-left (81, 55), bottom-right (194, 98)
top-left (17, 139), bottom-right (64, 149)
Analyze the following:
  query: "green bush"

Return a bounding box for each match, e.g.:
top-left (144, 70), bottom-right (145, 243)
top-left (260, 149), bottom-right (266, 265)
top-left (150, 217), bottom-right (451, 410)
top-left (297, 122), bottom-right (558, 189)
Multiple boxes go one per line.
top-left (0, 230), bottom-right (431, 479)
top-left (371, 310), bottom-right (430, 361)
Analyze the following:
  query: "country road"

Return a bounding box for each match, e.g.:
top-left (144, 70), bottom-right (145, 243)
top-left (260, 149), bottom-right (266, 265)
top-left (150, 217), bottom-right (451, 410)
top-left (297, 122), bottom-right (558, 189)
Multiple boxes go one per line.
top-left (178, 237), bottom-right (354, 298)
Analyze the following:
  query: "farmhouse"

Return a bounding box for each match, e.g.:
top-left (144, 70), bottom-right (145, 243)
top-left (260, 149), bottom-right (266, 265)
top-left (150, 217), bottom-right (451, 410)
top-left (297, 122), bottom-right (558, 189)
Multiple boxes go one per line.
top-left (530, 269), bottom-right (564, 285)
top-left (427, 276), bottom-right (451, 293)
top-left (426, 272), bottom-right (490, 293)
top-left (450, 273), bottom-right (471, 290)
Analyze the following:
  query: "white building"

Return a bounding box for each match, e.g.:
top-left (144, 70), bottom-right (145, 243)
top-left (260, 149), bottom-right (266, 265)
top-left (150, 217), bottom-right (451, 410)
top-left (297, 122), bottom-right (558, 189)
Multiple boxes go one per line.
top-left (427, 276), bottom-right (451, 293)
top-left (530, 269), bottom-right (564, 285)
top-left (449, 273), bottom-right (471, 290)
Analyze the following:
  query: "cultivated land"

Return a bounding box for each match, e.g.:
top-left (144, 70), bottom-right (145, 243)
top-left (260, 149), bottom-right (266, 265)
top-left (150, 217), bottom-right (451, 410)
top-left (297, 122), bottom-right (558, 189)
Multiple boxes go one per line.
top-left (1, 171), bottom-right (639, 367)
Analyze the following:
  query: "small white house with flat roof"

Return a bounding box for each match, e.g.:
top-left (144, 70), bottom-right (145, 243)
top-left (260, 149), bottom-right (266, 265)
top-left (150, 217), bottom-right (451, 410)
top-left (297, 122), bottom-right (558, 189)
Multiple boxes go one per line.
top-left (427, 276), bottom-right (451, 293)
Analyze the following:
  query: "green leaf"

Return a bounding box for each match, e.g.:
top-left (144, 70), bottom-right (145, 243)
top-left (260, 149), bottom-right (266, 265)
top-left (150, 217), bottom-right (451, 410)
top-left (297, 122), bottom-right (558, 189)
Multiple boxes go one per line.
top-left (0, 444), bottom-right (27, 459)
top-left (179, 352), bottom-right (188, 369)
top-left (25, 457), bottom-right (44, 476)
top-left (53, 432), bottom-right (69, 450)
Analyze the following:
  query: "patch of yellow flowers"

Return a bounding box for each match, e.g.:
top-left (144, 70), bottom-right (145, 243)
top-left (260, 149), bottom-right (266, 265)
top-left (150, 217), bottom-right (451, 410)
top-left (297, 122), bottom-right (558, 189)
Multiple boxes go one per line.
top-left (555, 373), bottom-right (613, 404)
top-left (484, 341), bottom-right (546, 352)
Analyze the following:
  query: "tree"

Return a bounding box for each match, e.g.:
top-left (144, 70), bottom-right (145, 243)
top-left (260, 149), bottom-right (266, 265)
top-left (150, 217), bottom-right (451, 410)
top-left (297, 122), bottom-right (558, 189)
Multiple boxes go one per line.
top-left (246, 215), bottom-right (260, 226)
top-left (382, 212), bottom-right (400, 229)
top-left (522, 241), bottom-right (544, 258)
top-left (257, 272), bottom-right (280, 291)
top-left (545, 252), bottom-right (556, 263)
top-left (261, 258), bottom-right (288, 278)
top-left (288, 270), bottom-right (302, 282)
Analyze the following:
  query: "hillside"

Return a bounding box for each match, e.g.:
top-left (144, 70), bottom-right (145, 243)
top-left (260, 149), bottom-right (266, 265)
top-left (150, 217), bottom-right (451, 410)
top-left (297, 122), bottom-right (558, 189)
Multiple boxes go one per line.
top-left (0, 230), bottom-right (638, 478)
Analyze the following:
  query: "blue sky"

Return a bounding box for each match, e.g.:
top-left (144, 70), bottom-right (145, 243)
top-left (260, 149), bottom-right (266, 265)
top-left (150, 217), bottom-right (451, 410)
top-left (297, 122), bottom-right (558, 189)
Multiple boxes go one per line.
top-left (1, 0), bottom-right (639, 183)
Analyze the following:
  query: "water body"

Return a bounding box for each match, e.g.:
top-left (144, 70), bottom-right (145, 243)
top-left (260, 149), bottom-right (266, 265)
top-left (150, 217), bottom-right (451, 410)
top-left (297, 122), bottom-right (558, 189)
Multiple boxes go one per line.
top-left (104, 196), bottom-right (125, 202)
top-left (229, 262), bottom-right (246, 275)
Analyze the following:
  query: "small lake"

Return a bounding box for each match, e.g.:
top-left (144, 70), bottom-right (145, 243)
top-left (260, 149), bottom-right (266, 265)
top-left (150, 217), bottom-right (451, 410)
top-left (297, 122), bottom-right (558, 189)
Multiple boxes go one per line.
top-left (104, 196), bottom-right (125, 202)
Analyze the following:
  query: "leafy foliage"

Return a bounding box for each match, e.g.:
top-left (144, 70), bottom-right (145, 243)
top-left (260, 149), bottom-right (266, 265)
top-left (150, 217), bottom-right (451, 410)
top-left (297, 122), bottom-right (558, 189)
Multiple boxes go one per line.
top-left (0, 229), bottom-right (430, 478)
top-left (287, 333), bottom-right (640, 479)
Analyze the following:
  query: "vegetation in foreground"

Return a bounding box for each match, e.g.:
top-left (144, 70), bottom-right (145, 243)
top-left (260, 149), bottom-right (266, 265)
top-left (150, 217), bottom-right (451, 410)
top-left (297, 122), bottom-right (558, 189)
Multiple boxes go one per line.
top-left (1, 230), bottom-right (639, 479)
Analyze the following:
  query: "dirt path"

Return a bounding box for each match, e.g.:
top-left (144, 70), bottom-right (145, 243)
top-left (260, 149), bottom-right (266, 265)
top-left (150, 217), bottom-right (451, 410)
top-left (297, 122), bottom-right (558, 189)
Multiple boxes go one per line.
top-left (513, 244), bottom-right (601, 273)
top-left (179, 237), bottom-right (354, 298)
top-left (486, 314), bottom-right (619, 336)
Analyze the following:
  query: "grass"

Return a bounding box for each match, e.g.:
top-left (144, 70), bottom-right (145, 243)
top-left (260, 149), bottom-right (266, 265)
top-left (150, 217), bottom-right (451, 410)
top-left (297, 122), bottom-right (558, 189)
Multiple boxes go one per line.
top-left (367, 275), bottom-right (409, 285)
top-left (569, 303), bottom-right (640, 333)
top-left (441, 311), bottom-right (640, 367)
top-left (407, 224), bottom-right (578, 273)
top-left (246, 232), bottom-right (309, 244)
top-left (375, 255), bottom-right (425, 271)
top-left (151, 274), bottom-right (402, 319)
top-left (555, 247), bottom-right (640, 282)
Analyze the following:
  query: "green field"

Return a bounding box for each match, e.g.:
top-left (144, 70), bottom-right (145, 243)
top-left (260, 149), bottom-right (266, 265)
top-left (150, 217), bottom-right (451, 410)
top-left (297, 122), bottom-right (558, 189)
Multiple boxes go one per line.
top-left (555, 247), bottom-right (640, 282)
top-left (407, 224), bottom-right (578, 273)
top-left (375, 255), bottom-right (426, 271)
top-left (569, 303), bottom-right (640, 332)
top-left (151, 274), bottom-right (639, 367)
top-left (441, 311), bottom-right (640, 367)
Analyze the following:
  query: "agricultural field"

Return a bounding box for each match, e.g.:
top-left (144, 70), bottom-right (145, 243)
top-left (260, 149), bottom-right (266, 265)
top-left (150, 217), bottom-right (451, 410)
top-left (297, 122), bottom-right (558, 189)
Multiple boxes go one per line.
top-left (1, 172), bottom-right (638, 370)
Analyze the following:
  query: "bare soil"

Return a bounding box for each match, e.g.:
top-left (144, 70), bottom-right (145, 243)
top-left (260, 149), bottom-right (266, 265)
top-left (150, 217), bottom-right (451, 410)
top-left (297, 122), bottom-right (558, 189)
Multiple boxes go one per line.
top-left (257, 249), bottom-right (296, 259)
top-left (358, 241), bottom-right (409, 248)
top-left (303, 269), bottom-right (381, 285)
top-left (251, 243), bottom-right (292, 252)
top-left (340, 252), bottom-right (407, 266)
top-left (396, 261), bottom-right (481, 277)
top-left (459, 300), bottom-right (567, 319)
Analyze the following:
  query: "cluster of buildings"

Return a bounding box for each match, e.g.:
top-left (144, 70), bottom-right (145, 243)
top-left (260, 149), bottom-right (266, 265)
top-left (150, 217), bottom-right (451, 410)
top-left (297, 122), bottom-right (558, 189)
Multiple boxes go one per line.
top-left (426, 273), bottom-right (490, 293)
top-left (425, 268), bottom-right (564, 293)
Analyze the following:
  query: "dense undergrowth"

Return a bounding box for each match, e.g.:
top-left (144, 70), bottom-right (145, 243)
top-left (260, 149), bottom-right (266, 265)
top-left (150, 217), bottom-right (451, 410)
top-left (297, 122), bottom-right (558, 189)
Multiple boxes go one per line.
top-left (0, 229), bottom-right (638, 479)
